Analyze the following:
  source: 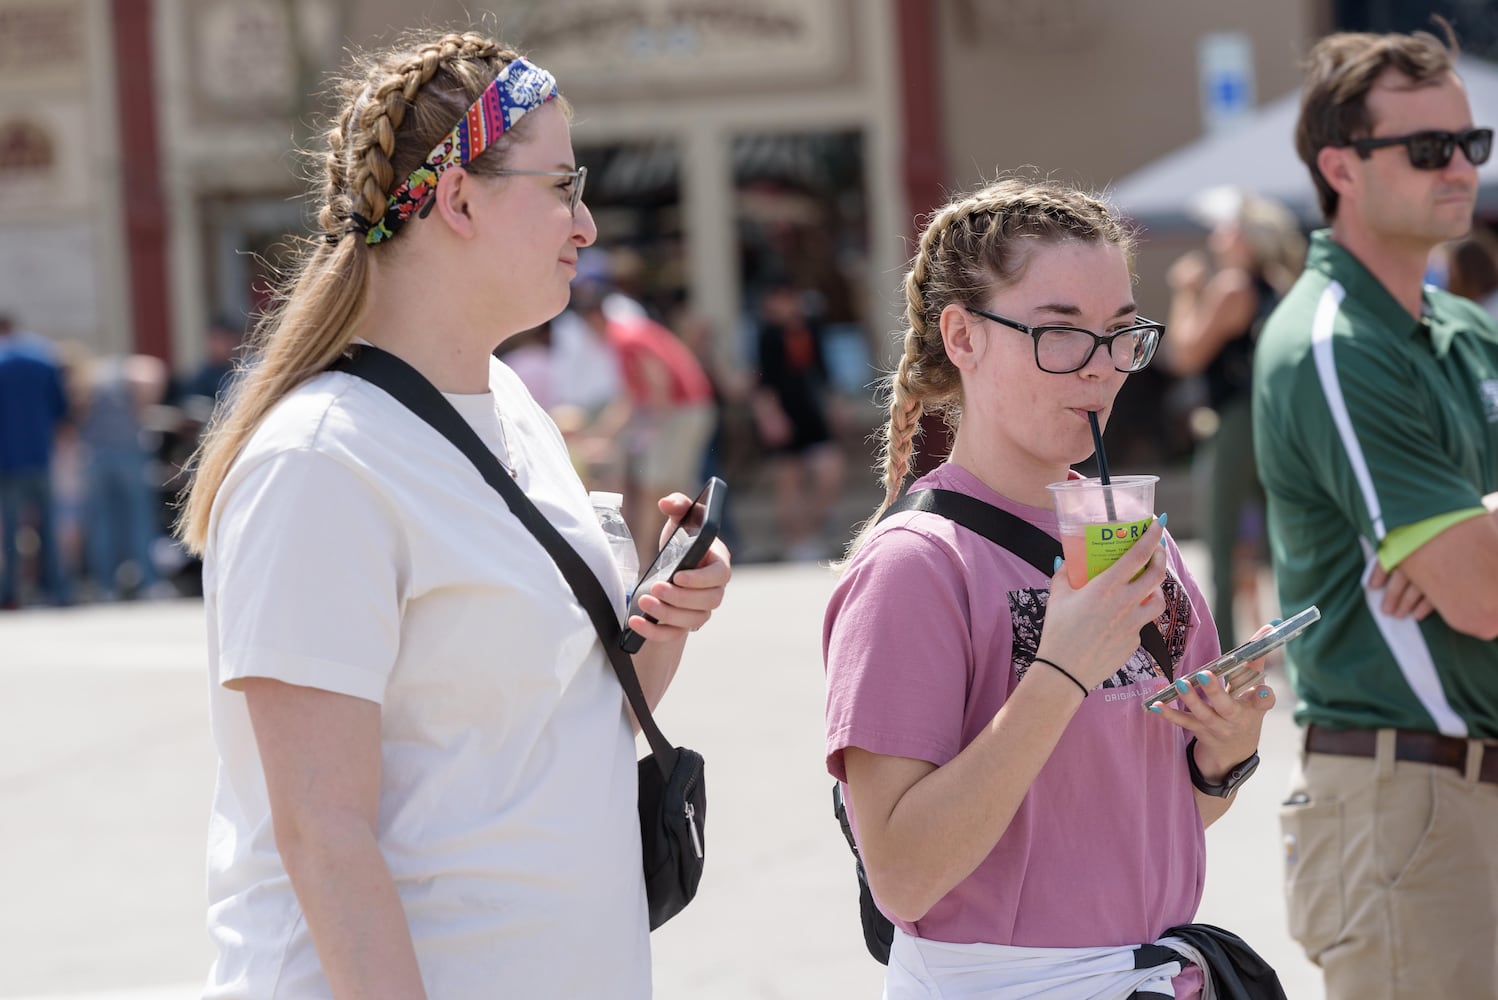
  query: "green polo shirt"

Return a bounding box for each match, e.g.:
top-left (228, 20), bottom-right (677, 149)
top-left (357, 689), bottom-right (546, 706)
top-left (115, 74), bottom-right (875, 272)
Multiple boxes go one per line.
top-left (1253, 230), bottom-right (1498, 738)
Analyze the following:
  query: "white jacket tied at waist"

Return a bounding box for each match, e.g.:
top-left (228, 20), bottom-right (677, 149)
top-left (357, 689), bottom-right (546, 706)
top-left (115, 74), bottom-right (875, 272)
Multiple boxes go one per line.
top-left (884, 927), bottom-right (1213, 1000)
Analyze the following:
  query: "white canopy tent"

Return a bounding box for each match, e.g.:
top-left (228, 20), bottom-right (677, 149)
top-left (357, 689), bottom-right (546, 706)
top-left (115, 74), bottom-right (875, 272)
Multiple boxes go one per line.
top-left (1108, 56), bottom-right (1498, 229)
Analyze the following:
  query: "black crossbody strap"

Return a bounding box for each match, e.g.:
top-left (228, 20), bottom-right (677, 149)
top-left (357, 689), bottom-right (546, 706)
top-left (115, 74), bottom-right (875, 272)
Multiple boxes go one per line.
top-left (880, 489), bottom-right (1173, 680)
top-left (883, 489), bottom-right (1058, 575)
top-left (331, 346), bottom-right (678, 776)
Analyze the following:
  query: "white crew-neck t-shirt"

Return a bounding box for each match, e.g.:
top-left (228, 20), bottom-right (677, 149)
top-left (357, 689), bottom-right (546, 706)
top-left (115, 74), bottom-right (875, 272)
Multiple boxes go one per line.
top-left (202, 357), bottom-right (649, 999)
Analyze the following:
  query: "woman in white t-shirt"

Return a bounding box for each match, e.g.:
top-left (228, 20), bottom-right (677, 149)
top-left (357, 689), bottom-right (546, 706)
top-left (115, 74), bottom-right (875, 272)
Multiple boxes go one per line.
top-left (176, 32), bottom-right (731, 1000)
top-left (824, 177), bottom-right (1283, 998)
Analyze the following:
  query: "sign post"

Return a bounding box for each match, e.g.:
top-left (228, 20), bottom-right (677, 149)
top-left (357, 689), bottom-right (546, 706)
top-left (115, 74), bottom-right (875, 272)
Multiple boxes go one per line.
top-left (1198, 32), bottom-right (1256, 136)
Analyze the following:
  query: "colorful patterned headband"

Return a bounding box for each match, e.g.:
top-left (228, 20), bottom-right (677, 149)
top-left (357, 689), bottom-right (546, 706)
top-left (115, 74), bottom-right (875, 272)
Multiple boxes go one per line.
top-left (348, 56), bottom-right (559, 246)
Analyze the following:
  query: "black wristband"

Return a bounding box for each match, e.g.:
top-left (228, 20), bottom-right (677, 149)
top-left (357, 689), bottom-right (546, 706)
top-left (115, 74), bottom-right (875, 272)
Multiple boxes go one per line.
top-left (1032, 656), bottom-right (1088, 699)
top-left (1186, 736), bottom-right (1260, 797)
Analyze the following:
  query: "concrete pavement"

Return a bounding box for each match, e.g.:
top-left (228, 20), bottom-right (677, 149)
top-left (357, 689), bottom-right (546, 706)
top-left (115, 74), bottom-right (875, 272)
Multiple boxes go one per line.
top-left (0, 551), bottom-right (1323, 999)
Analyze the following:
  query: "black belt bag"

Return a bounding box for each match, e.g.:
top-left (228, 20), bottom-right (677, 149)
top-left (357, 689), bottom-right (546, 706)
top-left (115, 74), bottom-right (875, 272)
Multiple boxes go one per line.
top-left (333, 345), bottom-right (706, 930)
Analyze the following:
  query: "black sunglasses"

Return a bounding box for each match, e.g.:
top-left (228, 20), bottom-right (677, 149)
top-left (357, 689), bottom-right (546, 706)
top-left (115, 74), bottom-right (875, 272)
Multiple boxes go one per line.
top-left (966, 307), bottom-right (1163, 374)
top-left (1350, 128), bottom-right (1493, 170)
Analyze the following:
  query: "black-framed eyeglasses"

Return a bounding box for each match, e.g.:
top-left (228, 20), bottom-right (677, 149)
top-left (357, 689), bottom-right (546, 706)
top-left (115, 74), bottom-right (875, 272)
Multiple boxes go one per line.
top-left (966, 307), bottom-right (1163, 374)
top-left (493, 165), bottom-right (587, 215)
top-left (1349, 128), bottom-right (1493, 170)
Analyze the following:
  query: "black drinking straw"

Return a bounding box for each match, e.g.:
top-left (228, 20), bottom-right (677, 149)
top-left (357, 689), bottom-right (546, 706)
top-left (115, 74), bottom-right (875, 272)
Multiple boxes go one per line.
top-left (1087, 410), bottom-right (1119, 520)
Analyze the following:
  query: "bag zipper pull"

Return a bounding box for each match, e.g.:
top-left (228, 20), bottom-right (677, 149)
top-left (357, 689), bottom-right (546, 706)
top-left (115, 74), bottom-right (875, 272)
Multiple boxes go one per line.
top-left (685, 802), bottom-right (703, 859)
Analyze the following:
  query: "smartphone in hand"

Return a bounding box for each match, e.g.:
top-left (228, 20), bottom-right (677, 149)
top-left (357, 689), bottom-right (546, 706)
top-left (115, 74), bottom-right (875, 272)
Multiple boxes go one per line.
top-left (1143, 605), bottom-right (1320, 710)
top-left (619, 477), bottom-right (727, 654)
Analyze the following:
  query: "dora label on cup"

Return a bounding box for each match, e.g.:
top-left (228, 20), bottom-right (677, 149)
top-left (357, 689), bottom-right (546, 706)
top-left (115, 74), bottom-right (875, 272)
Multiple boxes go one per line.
top-left (1084, 517), bottom-right (1153, 579)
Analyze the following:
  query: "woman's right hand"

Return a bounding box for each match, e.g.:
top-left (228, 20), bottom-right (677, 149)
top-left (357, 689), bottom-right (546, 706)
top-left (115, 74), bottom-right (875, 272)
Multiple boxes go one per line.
top-left (1167, 251), bottom-right (1209, 292)
top-left (1036, 517), bottom-right (1169, 690)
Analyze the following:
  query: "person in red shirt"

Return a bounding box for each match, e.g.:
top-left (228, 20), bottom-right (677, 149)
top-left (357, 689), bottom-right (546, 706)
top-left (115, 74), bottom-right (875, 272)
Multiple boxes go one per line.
top-left (574, 281), bottom-right (715, 562)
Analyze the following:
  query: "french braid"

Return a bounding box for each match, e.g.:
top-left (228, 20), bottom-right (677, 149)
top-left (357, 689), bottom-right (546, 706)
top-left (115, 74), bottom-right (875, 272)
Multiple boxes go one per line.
top-left (841, 175), bottom-right (1134, 562)
top-left (179, 31), bottom-right (534, 554)
top-left (324, 32), bottom-right (519, 243)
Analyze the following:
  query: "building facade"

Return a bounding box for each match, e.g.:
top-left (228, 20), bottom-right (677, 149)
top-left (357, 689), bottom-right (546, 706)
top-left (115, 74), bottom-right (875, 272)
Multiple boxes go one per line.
top-left (0, 0), bottom-right (130, 351)
top-left (0, 0), bottom-right (1316, 379)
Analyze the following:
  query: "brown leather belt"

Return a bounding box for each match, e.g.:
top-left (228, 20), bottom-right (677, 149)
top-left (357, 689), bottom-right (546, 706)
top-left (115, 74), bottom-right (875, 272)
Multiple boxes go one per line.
top-left (1306, 724), bottom-right (1498, 784)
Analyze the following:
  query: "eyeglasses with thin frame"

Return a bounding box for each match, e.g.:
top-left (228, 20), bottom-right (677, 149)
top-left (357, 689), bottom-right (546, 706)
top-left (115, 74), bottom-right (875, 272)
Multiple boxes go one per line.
top-left (492, 165), bottom-right (588, 215)
top-left (966, 306), bottom-right (1164, 374)
top-left (1349, 128), bottom-right (1493, 170)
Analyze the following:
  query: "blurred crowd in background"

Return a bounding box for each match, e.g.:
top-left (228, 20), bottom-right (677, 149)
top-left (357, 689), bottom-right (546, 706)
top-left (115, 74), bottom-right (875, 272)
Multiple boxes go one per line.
top-left (0, 312), bottom-right (240, 609)
top-left (0, 243), bottom-right (863, 609)
top-left (7, 208), bottom-right (1498, 616)
top-left (7, 203), bottom-right (1498, 616)
top-left (498, 246), bottom-right (848, 569)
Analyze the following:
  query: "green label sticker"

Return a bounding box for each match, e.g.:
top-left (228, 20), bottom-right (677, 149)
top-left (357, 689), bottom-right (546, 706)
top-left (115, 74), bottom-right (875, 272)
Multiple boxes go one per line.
top-left (1084, 517), bottom-right (1153, 579)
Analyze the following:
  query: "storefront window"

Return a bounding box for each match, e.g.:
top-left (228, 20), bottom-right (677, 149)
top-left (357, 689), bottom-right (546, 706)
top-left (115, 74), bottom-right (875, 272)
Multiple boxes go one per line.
top-left (574, 139), bottom-right (685, 320)
top-left (733, 129), bottom-right (872, 395)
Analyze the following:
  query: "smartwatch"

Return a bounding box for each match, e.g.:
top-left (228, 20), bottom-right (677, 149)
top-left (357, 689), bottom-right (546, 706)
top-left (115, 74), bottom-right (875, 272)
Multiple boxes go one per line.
top-left (1187, 737), bottom-right (1259, 798)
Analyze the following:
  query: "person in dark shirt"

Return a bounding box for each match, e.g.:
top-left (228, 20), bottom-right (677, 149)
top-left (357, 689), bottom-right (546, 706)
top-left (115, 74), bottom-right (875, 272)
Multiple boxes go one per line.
top-left (753, 283), bottom-right (845, 560)
top-left (0, 316), bottom-right (71, 608)
top-left (1163, 192), bottom-right (1304, 647)
top-left (180, 315), bottom-right (244, 409)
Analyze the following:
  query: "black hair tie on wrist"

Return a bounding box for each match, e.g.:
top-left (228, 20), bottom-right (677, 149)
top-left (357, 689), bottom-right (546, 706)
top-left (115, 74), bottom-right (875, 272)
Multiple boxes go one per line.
top-left (1032, 656), bottom-right (1088, 699)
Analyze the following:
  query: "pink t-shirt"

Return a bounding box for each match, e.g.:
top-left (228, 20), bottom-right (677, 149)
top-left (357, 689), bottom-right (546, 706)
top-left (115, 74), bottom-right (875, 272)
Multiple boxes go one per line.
top-left (824, 464), bottom-right (1218, 988)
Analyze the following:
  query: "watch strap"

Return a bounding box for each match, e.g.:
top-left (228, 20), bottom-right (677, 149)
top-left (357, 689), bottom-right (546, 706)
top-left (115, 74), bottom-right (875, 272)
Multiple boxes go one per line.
top-left (1186, 736), bottom-right (1259, 797)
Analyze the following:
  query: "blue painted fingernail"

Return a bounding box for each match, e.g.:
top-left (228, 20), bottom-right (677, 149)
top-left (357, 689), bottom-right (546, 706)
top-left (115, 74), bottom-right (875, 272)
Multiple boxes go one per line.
top-left (1258, 689), bottom-right (1271, 699)
top-left (1175, 678), bottom-right (1191, 695)
top-left (1196, 670), bottom-right (1212, 684)
top-left (1054, 556), bottom-right (1063, 574)
top-left (1147, 704), bottom-right (1164, 714)
top-left (1159, 512), bottom-right (1169, 528)
top-left (1271, 618), bottom-right (1283, 626)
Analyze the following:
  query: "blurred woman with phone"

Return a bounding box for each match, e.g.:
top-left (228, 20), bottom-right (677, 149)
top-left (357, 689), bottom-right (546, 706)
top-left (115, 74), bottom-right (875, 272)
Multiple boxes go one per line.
top-left (1163, 188), bottom-right (1305, 648)
top-left (823, 176), bottom-right (1284, 997)
top-left (176, 30), bottom-right (730, 999)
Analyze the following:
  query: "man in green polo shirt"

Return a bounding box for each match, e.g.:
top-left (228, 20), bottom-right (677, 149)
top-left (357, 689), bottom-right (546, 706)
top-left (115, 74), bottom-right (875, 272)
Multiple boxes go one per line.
top-left (1253, 22), bottom-right (1498, 999)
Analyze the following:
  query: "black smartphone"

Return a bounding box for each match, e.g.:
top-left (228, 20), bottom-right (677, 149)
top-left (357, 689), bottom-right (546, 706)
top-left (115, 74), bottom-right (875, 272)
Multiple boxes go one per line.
top-left (1143, 605), bottom-right (1320, 709)
top-left (619, 477), bottom-right (727, 654)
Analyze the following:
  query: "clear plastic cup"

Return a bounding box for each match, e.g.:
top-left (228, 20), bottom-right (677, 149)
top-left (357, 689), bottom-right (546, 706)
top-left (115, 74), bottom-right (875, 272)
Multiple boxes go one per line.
top-left (1046, 476), bottom-right (1158, 589)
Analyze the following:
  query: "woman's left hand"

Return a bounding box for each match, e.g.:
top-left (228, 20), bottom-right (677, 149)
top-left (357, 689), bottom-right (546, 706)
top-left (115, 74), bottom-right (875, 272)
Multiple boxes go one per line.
top-left (626, 492), bottom-right (732, 644)
top-left (1149, 631), bottom-right (1276, 782)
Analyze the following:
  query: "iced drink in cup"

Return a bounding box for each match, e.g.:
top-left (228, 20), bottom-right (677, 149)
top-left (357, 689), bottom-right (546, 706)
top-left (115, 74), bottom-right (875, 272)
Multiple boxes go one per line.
top-left (1046, 476), bottom-right (1158, 589)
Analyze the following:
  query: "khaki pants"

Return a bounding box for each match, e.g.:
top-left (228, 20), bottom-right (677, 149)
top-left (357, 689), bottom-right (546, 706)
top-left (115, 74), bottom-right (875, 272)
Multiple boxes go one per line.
top-left (1280, 730), bottom-right (1498, 999)
top-left (636, 403), bottom-right (714, 492)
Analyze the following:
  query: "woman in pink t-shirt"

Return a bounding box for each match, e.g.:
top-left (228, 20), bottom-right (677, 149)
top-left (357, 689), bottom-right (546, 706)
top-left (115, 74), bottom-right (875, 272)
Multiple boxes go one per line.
top-left (824, 177), bottom-right (1285, 999)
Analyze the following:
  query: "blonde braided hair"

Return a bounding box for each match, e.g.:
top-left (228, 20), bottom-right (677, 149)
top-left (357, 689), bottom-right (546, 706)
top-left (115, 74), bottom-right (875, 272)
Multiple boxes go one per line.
top-left (844, 176), bottom-right (1134, 561)
top-left (178, 31), bottom-right (544, 555)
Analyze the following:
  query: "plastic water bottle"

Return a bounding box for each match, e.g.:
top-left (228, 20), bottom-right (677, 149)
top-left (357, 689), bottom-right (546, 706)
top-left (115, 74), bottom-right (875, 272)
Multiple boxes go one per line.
top-left (589, 491), bottom-right (638, 608)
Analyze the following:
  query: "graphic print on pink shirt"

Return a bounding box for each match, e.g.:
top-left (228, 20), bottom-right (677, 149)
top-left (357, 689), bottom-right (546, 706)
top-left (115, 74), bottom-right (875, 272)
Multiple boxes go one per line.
top-left (1008, 575), bottom-right (1191, 690)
